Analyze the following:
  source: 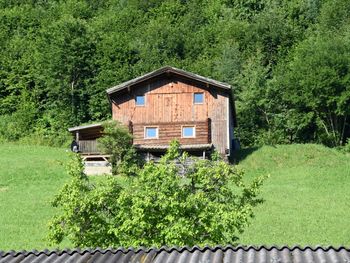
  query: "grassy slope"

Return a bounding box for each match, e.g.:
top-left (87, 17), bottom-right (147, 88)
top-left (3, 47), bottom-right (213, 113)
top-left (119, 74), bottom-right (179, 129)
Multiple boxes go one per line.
top-left (0, 143), bottom-right (349, 250)
top-left (0, 143), bottom-right (70, 250)
top-left (237, 144), bottom-right (350, 246)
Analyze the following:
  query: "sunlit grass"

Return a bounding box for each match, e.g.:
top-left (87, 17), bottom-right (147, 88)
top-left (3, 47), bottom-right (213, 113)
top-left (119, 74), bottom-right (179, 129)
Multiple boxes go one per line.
top-left (1, 143), bottom-right (350, 250)
top-left (237, 144), bottom-right (350, 246)
top-left (0, 143), bottom-right (70, 250)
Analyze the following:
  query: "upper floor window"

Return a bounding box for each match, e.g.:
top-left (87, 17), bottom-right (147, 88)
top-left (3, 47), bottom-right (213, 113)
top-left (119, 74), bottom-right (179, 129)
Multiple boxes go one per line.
top-left (145, 127), bottom-right (158, 139)
top-left (182, 126), bottom-right (195, 138)
top-left (135, 95), bottom-right (145, 106)
top-left (194, 93), bottom-right (204, 104)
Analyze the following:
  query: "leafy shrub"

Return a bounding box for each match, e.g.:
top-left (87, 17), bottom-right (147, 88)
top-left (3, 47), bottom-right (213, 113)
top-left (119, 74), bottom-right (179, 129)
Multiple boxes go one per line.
top-left (338, 138), bottom-right (350, 153)
top-left (0, 114), bottom-right (17, 141)
top-left (345, 139), bottom-right (350, 153)
top-left (97, 121), bottom-right (142, 176)
top-left (18, 131), bottom-right (72, 148)
top-left (48, 141), bottom-right (267, 247)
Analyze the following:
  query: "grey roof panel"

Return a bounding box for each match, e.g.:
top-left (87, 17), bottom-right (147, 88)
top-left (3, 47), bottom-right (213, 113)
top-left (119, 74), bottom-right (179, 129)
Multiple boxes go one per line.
top-left (2, 246), bottom-right (350, 263)
top-left (67, 123), bottom-right (102, 132)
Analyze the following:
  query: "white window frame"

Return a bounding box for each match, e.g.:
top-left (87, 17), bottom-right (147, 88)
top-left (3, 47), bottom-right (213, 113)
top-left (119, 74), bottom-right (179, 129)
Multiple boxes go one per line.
top-left (144, 126), bottom-right (159, 139)
top-left (135, 95), bottom-right (146, 106)
top-left (193, 92), bottom-right (204, 104)
top-left (182, 126), bottom-right (196, 138)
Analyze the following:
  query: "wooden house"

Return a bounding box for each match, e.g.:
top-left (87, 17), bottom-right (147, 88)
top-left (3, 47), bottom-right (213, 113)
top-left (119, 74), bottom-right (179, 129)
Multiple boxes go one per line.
top-left (69, 66), bottom-right (237, 160)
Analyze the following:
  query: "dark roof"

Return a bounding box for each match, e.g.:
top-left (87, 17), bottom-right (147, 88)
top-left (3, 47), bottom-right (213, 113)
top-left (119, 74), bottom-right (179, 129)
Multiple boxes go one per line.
top-left (106, 66), bottom-right (231, 95)
top-left (1, 246), bottom-right (350, 263)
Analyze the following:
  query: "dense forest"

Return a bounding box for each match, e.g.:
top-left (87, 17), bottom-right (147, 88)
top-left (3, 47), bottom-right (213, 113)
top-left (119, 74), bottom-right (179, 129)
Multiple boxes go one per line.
top-left (0, 0), bottom-right (349, 147)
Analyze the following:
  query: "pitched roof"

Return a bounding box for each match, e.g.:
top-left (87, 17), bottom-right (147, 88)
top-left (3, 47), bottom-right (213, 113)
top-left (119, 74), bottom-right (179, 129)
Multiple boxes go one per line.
top-left (106, 66), bottom-right (231, 95)
top-left (1, 246), bottom-right (350, 263)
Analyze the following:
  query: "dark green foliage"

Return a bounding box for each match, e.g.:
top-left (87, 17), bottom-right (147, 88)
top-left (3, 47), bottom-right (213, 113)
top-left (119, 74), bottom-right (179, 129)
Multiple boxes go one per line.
top-left (0, 0), bottom-right (349, 146)
top-left (97, 121), bottom-right (142, 176)
top-left (338, 139), bottom-right (350, 153)
top-left (48, 141), bottom-right (266, 247)
top-left (274, 32), bottom-right (350, 146)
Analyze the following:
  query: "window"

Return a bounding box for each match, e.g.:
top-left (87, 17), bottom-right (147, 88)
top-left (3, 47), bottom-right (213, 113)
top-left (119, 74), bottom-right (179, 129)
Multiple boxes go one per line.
top-left (194, 93), bottom-right (204, 104)
top-left (145, 127), bottom-right (158, 139)
top-left (182, 126), bottom-right (195, 138)
top-left (135, 95), bottom-right (145, 106)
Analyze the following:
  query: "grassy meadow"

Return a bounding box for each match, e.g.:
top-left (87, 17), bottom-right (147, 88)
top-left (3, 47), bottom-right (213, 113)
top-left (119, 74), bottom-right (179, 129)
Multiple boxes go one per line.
top-left (237, 144), bottom-right (350, 246)
top-left (0, 142), bottom-right (349, 250)
top-left (0, 143), bottom-right (71, 250)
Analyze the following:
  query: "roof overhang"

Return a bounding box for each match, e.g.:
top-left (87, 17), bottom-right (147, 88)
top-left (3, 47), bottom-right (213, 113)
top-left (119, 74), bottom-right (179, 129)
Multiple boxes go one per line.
top-left (134, 143), bottom-right (213, 152)
top-left (68, 123), bottom-right (102, 132)
top-left (106, 66), bottom-right (231, 96)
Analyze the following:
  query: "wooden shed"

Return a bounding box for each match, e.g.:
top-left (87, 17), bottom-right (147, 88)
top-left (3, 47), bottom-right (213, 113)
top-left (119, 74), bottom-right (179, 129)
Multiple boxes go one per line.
top-left (68, 123), bottom-right (103, 154)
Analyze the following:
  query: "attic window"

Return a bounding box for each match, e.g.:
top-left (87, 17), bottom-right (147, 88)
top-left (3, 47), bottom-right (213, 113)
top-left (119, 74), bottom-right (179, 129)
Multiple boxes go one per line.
top-left (135, 95), bottom-right (145, 106)
top-left (194, 93), bottom-right (204, 104)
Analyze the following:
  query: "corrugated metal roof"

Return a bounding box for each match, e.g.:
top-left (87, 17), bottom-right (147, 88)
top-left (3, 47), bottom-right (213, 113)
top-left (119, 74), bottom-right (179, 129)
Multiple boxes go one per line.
top-left (1, 246), bottom-right (350, 263)
top-left (106, 66), bottom-right (232, 95)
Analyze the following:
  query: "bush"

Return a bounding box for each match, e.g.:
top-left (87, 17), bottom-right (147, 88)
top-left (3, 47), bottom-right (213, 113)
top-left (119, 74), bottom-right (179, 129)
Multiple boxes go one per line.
top-left (97, 121), bottom-right (142, 176)
top-left (48, 141), bottom-right (267, 247)
top-left (0, 104), bottom-right (70, 147)
top-left (338, 138), bottom-right (350, 153)
top-left (18, 131), bottom-right (72, 148)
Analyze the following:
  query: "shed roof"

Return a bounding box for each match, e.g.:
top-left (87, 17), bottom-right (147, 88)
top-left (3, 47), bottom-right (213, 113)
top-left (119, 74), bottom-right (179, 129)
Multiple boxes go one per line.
top-left (67, 123), bottom-right (102, 132)
top-left (106, 66), bottom-right (231, 95)
top-left (1, 246), bottom-right (349, 263)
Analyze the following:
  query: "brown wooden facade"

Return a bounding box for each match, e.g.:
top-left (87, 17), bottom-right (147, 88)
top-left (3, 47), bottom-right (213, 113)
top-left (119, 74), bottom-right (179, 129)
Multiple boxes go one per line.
top-left (131, 119), bottom-right (211, 146)
top-left (68, 123), bottom-right (103, 154)
top-left (69, 66), bottom-right (236, 157)
top-left (108, 68), bottom-right (236, 156)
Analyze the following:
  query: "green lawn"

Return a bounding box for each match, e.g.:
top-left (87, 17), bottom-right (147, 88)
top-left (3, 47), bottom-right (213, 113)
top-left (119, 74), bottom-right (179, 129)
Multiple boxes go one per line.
top-left (0, 143), bottom-right (70, 250)
top-left (237, 144), bottom-right (350, 246)
top-left (0, 143), bottom-right (349, 250)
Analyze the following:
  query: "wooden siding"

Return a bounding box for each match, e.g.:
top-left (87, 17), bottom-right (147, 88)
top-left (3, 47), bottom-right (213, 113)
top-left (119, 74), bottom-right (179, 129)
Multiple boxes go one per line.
top-left (78, 140), bottom-right (99, 154)
top-left (75, 127), bottom-right (103, 140)
top-left (132, 120), bottom-right (210, 145)
top-left (111, 75), bottom-right (230, 154)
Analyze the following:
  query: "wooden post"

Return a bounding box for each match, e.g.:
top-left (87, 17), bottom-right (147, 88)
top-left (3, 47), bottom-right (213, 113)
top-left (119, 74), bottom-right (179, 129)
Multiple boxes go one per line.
top-left (76, 131), bottom-right (79, 142)
top-left (207, 118), bottom-right (212, 143)
top-left (128, 121), bottom-right (133, 133)
top-left (128, 121), bottom-right (133, 144)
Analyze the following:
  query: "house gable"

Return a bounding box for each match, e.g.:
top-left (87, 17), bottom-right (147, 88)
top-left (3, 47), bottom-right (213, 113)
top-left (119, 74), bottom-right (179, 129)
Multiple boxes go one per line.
top-left (106, 66), bottom-right (231, 95)
top-left (107, 68), bottom-right (235, 156)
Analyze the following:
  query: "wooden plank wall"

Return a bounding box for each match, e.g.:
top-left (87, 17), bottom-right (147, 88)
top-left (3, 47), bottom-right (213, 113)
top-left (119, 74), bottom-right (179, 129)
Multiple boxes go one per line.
top-left (78, 140), bottom-right (99, 154)
top-left (111, 75), bottom-right (230, 154)
top-left (70, 127), bottom-right (103, 140)
top-left (208, 89), bottom-right (229, 155)
top-left (132, 120), bottom-right (209, 145)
